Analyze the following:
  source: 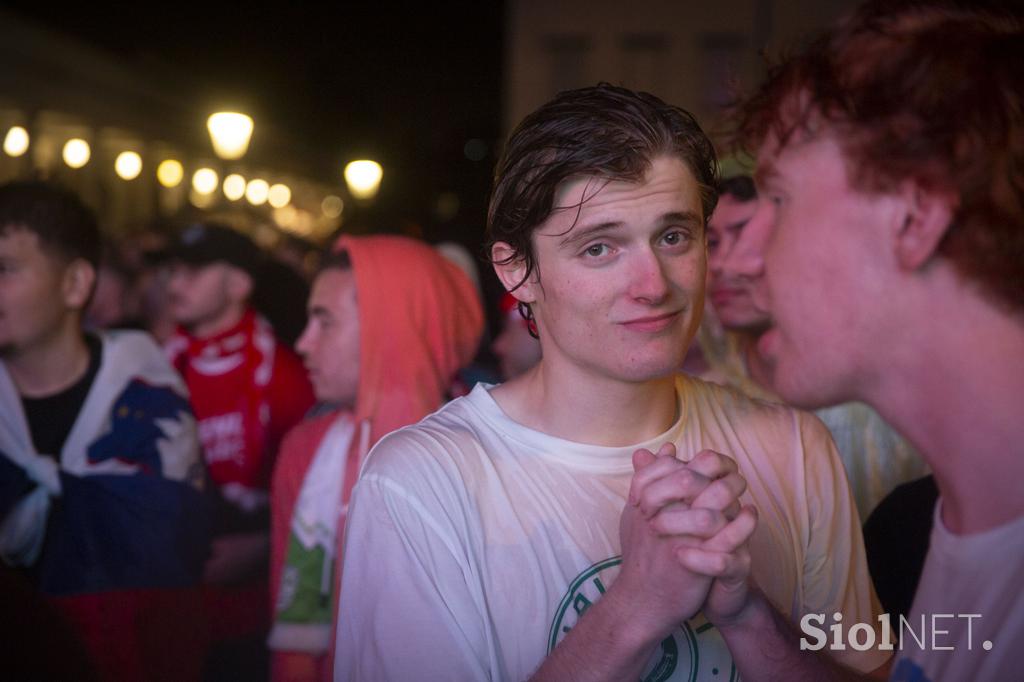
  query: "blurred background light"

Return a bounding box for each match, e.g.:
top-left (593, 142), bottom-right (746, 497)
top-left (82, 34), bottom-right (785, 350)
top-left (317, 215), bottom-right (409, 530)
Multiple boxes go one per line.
top-left (207, 112), bottom-right (254, 160)
top-left (435, 191), bottom-right (460, 222)
top-left (245, 178), bottom-right (269, 205)
top-left (62, 139), bottom-right (91, 168)
top-left (268, 183), bottom-right (291, 208)
top-left (157, 159), bottom-right (184, 187)
top-left (273, 204), bottom-right (298, 228)
top-left (344, 160), bottom-right (382, 200)
top-left (192, 167), bottom-right (219, 195)
top-left (223, 173), bottom-right (247, 200)
top-left (189, 188), bottom-right (216, 208)
top-left (114, 151), bottom-right (142, 180)
top-left (3, 126), bottom-right (29, 157)
top-left (321, 195), bottom-right (344, 218)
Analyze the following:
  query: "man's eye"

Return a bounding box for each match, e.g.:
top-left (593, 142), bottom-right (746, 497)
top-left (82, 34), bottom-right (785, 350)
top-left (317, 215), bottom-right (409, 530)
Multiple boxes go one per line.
top-left (662, 230), bottom-right (689, 246)
top-left (584, 243), bottom-right (608, 257)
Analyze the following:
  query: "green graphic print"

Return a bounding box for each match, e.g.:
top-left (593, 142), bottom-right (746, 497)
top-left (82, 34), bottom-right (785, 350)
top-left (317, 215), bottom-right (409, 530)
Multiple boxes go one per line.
top-left (548, 557), bottom-right (739, 682)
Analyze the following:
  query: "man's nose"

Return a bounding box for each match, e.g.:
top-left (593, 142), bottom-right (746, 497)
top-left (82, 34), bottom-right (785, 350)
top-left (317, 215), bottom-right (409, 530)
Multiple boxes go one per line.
top-left (725, 203), bottom-right (770, 279)
top-left (628, 248), bottom-right (671, 304)
top-left (295, 323), bottom-right (315, 357)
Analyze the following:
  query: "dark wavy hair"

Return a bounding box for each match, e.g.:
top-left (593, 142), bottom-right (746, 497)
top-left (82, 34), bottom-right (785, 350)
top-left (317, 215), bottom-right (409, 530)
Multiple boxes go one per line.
top-left (732, 0), bottom-right (1024, 312)
top-left (486, 83), bottom-right (719, 328)
top-left (0, 181), bottom-right (100, 269)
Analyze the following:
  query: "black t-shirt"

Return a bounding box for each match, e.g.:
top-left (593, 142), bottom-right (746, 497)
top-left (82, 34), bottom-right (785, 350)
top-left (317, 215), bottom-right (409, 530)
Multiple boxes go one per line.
top-left (863, 474), bottom-right (939, 621)
top-left (20, 334), bottom-right (102, 457)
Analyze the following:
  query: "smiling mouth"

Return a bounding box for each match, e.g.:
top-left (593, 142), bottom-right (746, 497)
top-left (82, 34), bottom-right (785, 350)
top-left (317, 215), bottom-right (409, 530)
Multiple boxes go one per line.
top-left (619, 311), bottom-right (681, 332)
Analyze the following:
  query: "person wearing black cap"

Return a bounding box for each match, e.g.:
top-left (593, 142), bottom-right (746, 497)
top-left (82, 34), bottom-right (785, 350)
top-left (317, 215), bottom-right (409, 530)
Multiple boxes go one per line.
top-left (165, 221), bottom-right (315, 677)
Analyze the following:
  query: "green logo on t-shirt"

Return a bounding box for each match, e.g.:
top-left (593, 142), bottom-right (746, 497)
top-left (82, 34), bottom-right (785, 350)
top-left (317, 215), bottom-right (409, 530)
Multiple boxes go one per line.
top-left (548, 557), bottom-right (738, 682)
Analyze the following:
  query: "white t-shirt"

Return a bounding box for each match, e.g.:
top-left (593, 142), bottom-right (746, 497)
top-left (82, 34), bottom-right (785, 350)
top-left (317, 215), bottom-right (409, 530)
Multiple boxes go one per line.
top-left (891, 503), bottom-right (1024, 682)
top-left (335, 375), bottom-right (888, 680)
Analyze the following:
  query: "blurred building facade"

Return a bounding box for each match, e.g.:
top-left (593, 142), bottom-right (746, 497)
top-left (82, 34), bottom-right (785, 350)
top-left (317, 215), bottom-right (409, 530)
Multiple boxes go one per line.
top-left (0, 9), bottom-right (343, 243)
top-left (504, 0), bottom-right (858, 153)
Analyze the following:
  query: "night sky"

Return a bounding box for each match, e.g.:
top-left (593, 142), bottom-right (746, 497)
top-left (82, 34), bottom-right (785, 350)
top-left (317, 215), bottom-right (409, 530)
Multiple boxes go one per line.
top-left (3, 2), bottom-right (506, 246)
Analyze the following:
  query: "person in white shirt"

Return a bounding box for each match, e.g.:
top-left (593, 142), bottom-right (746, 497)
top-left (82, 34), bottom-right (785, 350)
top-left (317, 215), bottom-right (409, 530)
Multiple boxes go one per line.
top-left (335, 83), bottom-right (889, 681)
top-left (703, 3), bottom-right (1024, 681)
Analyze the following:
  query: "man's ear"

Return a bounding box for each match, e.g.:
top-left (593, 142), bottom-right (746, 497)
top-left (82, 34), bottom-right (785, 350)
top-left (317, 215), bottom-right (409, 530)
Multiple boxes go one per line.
top-left (491, 242), bottom-right (537, 303)
top-left (226, 267), bottom-right (254, 302)
top-left (62, 259), bottom-right (96, 310)
top-left (894, 182), bottom-right (956, 271)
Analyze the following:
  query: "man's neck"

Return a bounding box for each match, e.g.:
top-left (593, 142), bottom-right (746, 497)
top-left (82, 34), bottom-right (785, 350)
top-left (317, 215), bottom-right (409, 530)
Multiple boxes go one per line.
top-left (188, 304), bottom-right (248, 340)
top-left (491, 360), bottom-right (679, 447)
top-left (867, 281), bottom-right (1024, 534)
top-left (4, 324), bottom-right (91, 398)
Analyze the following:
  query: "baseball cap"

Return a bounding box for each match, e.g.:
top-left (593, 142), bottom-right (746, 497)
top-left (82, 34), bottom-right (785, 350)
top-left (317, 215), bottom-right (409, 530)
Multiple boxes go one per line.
top-left (167, 222), bottom-right (263, 277)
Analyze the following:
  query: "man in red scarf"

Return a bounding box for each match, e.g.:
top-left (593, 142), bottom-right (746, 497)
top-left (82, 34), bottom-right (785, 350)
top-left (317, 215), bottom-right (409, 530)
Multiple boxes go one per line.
top-left (165, 222), bottom-right (314, 676)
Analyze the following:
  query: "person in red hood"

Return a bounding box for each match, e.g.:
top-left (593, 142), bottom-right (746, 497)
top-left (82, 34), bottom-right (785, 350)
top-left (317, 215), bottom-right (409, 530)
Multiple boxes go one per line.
top-left (267, 234), bottom-right (483, 681)
top-left (164, 222), bottom-right (315, 676)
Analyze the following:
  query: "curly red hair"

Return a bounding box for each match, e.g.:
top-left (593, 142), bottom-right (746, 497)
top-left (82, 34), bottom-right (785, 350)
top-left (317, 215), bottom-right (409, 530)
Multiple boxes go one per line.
top-left (733, 1), bottom-right (1023, 311)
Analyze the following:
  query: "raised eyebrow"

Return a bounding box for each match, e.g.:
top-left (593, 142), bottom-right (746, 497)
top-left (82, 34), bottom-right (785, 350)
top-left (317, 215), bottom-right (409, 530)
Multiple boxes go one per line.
top-left (558, 221), bottom-right (623, 249)
top-left (660, 211), bottom-right (702, 227)
top-left (659, 211), bottom-right (705, 239)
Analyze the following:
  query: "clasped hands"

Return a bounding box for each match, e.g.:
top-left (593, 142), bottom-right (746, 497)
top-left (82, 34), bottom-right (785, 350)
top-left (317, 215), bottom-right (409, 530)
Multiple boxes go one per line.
top-left (617, 442), bottom-right (758, 638)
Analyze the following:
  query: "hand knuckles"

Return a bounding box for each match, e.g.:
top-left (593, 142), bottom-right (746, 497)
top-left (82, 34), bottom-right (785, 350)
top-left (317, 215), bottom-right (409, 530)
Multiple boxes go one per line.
top-left (671, 468), bottom-right (695, 489)
top-left (693, 508), bottom-right (717, 533)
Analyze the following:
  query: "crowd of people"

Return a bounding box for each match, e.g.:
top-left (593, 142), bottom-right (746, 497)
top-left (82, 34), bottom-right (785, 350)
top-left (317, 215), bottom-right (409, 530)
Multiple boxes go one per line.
top-left (0, 2), bottom-right (1020, 681)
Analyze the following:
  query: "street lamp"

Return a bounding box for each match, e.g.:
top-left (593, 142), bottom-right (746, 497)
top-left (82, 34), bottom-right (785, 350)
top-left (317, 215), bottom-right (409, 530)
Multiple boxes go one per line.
top-left (268, 183), bottom-right (291, 208)
top-left (245, 178), bottom-right (269, 205)
top-left (157, 159), bottom-right (184, 188)
top-left (207, 112), bottom-right (254, 160)
top-left (344, 160), bottom-right (382, 200)
top-left (223, 173), bottom-right (246, 201)
top-left (63, 139), bottom-right (91, 169)
top-left (115, 151), bottom-right (143, 180)
top-left (3, 126), bottom-right (29, 157)
top-left (192, 167), bottom-right (219, 195)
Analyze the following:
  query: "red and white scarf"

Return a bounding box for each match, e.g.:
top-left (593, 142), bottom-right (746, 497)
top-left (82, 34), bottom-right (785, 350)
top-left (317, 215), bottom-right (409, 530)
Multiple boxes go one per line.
top-left (166, 309), bottom-right (276, 512)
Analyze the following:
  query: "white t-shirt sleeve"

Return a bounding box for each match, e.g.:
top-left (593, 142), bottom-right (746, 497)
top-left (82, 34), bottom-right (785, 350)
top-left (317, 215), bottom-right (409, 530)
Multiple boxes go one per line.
top-left (334, 445), bottom-right (493, 681)
top-left (796, 411), bottom-right (891, 674)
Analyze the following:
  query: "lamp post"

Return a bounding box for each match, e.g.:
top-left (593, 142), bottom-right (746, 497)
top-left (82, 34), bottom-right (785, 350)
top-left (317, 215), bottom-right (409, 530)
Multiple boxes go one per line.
top-left (268, 183), bottom-right (291, 208)
top-left (223, 173), bottom-right (246, 201)
top-left (114, 151), bottom-right (143, 180)
top-left (62, 139), bottom-right (91, 169)
top-left (245, 178), bottom-right (270, 206)
top-left (207, 112), bottom-right (253, 160)
top-left (157, 159), bottom-right (184, 188)
top-left (3, 126), bottom-right (29, 157)
top-left (344, 160), bottom-right (383, 200)
top-left (192, 167), bottom-right (219, 195)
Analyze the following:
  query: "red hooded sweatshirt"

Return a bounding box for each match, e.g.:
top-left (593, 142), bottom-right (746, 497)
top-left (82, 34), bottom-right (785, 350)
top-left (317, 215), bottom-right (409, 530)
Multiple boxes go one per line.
top-left (269, 235), bottom-right (483, 680)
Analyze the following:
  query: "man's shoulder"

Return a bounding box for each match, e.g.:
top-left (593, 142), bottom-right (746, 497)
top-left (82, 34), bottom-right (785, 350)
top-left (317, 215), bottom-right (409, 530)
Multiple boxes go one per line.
top-left (684, 373), bottom-right (795, 419)
top-left (681, 373), bottom-right (831, 446)
top-left (99, 330), bottom-right (187, 391)
top-left (280, 409), bottom-right (344, 455)
top-left (275, 409), bottom-right (348, 487)
top-left (362, 395), bottom-right (488, 480)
